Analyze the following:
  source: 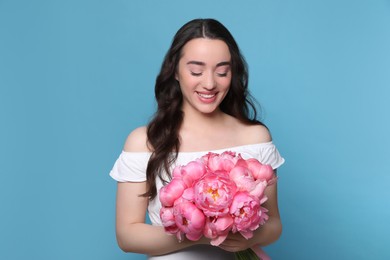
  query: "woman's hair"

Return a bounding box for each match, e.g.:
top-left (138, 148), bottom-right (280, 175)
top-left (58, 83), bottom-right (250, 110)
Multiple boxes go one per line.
top-left (144, 18), bottom-right (262, 199)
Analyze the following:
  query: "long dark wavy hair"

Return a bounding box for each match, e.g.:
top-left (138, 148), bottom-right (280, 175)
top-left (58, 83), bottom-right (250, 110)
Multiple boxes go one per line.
top-left (144, 18), bottom-right (263, 199)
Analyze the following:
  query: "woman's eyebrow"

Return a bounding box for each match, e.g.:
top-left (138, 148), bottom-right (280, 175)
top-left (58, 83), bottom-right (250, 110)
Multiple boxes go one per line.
top-left (187, 61), bottom-right (205, 66)
top-left (215, 61), bottom-right (231, 67)
top-left (186, 61), bottom-right (231, 67)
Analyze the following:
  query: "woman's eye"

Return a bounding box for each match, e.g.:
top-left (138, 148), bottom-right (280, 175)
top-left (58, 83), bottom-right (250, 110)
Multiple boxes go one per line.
top-left (217, 72), bottom-right (228, 77)
top-left (190, 71), bottom-right (202, 76)
top-left (216, 70), bottom-right (229, 77)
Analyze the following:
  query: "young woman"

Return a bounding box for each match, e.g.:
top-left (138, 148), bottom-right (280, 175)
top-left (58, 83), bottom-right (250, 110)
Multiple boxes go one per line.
top-left (110, 18), bottom-right (284, 259)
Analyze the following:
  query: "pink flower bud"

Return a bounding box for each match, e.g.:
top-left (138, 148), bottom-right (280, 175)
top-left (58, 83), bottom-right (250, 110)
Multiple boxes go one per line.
top-left (159, 178), bottom-right (186, 207)
top-left (246, 158), bottom-right (274, 181)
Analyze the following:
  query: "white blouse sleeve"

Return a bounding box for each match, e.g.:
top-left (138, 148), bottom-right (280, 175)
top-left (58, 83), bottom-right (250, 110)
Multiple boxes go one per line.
top-left (109, 152), bottom-right (151, 182)
top-left (256, 142), bottom-right (285, 170)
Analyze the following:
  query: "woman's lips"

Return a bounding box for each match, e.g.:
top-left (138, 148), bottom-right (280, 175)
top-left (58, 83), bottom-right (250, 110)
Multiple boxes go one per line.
top-left (197, 92), bottom-right (216, 99)
top-left (196, 92), bottom-right (218, 103)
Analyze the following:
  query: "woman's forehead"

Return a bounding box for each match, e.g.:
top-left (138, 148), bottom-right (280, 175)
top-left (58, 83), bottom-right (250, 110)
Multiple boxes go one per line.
top-left (180, 38), bottom-right (231, 63)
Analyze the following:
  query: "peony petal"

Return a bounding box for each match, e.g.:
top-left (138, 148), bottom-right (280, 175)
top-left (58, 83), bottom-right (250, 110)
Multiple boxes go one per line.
top-left (239, 230), bottom-right (254, 240)
top-left (256, 164), bottom-right (274, 181)
top-left (159, 179), bottom-right (186, 207)
top-left (249, 180), bottom-right (267, 198)
top-left (234, 158), bottom-right (248, 168)
top-left (172, 165), bottom-right (183, 179)
top-left (186, 231), bottom-right (204, 241)
top-left (182, 187), bottom-right (195, 201)
top-left (210, 233), bottom-right (229, 246)
top-left (181, 160), bottom-right (207, 187)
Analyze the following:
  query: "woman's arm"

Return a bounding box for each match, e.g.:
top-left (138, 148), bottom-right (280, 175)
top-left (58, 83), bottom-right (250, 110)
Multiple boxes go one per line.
top-left (115, 180), bottom-right (209, 256)
top-left (251, 180), bottom-right (282, 246)
top-left (115, 127), bottom-right (208, 255)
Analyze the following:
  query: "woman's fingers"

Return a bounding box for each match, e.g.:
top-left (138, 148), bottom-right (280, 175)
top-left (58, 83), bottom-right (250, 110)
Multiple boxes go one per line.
top-left (218, 233), bottom-right (250, 252)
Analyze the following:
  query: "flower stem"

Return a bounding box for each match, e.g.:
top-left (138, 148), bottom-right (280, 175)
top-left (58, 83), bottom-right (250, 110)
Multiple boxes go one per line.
top-left (234, 248), bottom-right (261, 260)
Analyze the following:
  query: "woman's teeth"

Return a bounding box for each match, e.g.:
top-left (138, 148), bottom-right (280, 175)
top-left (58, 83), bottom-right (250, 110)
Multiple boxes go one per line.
top-left (197, 93), bottom-right (216, 99)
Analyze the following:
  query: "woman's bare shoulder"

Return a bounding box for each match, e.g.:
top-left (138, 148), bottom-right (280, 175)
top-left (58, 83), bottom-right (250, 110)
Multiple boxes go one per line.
top-left (123, 126), bottom-right (150, 152)
top-left (241, 123), bottom-right (272, 144)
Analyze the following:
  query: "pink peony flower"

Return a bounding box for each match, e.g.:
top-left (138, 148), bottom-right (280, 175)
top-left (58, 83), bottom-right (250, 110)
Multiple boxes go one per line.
top-left (229, 166), bottom-right (255, 189)
top-left (229, 166), bottom-right (268, 198)
top-left (159, 178), bottom-right (187, 207)
top-left (230, 191), bottom-right (268, 240)
top-left (246, 158), bottom-right (274, 182)
top-left (194, 172), bottom-right (237, 217)
top-left (173, 160), bottom-right (207, 187)
top-left (204, 215), bottom-right (234, 246)
top-left (173, 200), bottom-right (206, 241)
top-left (160, 207), bottom-right (179, 235)
top-left (201, 151), bottom-right (240, 172)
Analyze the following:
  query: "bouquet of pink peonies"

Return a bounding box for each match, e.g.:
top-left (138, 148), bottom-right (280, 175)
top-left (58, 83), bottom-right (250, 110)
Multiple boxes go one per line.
top-left (159, 151), bottom-right (275, 260)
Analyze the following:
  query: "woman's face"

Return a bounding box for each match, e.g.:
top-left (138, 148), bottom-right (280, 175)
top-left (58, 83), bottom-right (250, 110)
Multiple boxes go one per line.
top-left (176, 38), bottom-right (232, 116)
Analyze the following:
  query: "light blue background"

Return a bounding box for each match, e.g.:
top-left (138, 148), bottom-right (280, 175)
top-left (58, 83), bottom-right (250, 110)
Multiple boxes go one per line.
top-left (1, 0), bottom-right (389, 259)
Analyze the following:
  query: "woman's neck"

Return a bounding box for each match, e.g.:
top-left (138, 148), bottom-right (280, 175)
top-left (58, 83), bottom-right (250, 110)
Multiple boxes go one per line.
top-left (181, 108), bottom-right (228, 132)
top-left (178, 109), bottom-right (243, 152)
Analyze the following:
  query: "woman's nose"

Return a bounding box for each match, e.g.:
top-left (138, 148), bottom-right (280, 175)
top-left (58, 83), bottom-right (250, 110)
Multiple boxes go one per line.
top-left (202, 72), bottom-right (216, 90)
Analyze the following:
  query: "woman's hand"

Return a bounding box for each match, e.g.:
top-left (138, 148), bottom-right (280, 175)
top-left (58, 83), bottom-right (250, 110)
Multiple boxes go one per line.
top-left (217, 232), bottom-right (253, 252)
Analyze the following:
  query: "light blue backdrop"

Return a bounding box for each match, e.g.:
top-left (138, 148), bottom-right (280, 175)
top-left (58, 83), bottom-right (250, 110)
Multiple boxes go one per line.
top-left (1, 0), bottom-right (389, 259)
